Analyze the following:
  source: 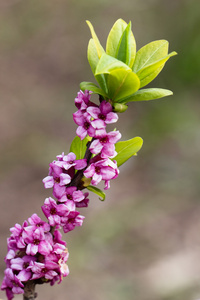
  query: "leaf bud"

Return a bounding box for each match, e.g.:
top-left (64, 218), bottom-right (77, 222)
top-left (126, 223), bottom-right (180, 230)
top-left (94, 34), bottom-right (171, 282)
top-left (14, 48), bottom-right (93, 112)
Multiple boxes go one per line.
top-left (112, 103), bottom-right (128, 113)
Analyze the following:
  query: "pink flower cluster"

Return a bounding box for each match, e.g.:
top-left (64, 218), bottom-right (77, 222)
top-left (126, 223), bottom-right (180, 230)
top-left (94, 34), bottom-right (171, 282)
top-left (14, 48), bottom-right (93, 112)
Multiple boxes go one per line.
top-left (1, 214), bottom-right (69, 300)
top-left (1, 90), bottom-right (121, 300)
top-left (74, 90), bottom-right (121, 190)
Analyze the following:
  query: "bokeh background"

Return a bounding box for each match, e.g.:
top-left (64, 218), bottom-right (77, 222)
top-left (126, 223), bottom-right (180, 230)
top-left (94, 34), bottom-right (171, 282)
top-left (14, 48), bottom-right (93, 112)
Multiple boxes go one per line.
top-left (0, 0), bottom-right (200, 299)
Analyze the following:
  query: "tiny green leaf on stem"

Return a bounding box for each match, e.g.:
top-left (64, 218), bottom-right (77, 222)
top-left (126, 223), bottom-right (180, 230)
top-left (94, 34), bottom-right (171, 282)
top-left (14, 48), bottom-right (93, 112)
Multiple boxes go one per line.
top-left (86, 185), bottom-right (106, 201)
top-left (118, 88), bottom-right (173, 103)
top-left (114, 137), bottom-right (143, 167)
top-left (112, 102), bottom-right (128, 112)
top-left (70, 136), bottom-right (91, 160)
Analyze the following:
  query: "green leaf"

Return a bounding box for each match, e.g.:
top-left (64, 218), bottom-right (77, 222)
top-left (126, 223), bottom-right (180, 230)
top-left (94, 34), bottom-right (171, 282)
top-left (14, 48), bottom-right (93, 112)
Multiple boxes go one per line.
top-left (80, 81), bottom-right (108, 98)
top-left (87, 39), bottom-right (107, 92)
top-left (114, 137), bottom-right (143, 167)
top-left (87, 38), bottom-right (100, 74)
top-left (95, 53), bottom-right (131, 76)
top-left (107, 69), bottom-right (140, 101)
top-left (70, 136), bottom-right (90, 160)
top-left (86, 22), bottom-right (107, 92)
top-left (106, 19), bottom-right (136, 68)
top-left (132, 40), bottom-right (177, 87)
top-left (137, 51), bottom-right (177, 88)
top-left (117, 22), bottom-right (136, 68)
top-left (118, 88), bottom-right (173, 103)
top-left (86, 20), bottom-right (105, 59)
top-left (132, 40), bottom-right (170, 73)
top-left (86, 185), bottom-right (106, 201)
top-left (95, 74), bottom-right (108, 94)
top-left (106, 19), bottom-right (128, 57)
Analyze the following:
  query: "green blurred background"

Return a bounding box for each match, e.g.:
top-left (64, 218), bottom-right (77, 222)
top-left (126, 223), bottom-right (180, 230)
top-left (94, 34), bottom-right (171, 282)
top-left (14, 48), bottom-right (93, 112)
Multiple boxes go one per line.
top-left (0, 0), bottom-right (200, 299)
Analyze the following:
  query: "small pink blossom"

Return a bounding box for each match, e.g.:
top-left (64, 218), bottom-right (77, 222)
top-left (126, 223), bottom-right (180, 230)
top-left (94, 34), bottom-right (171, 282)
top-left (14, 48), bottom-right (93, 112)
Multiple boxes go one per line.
top-left (87, 100), bottom-right (118, 125)
top-left (84, 158), bottom-right (119, 189)
top-left (41, 197), bottom-right (75, 227)
top-left (74, 90), bottom-right (94, 111)
top-left (59, 186), bottom-right (84, 203)
top-left (62, 211), bottom-right (85, 233)
top-left (89, 130), bottom-right (121, 158)
top-left (1, 268), bottom-right (24, 299)
top-left (23, 227), bottom-right (53, 256)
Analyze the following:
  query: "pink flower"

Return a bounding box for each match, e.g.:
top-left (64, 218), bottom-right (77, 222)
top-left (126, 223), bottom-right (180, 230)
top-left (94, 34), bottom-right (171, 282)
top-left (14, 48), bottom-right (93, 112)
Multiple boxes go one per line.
top-left (10, 256), bottom-right (35, 282)
top-left (84, 158), bottom-right (119, 189)
top-left (1, 268), bottom-right (24, 299)
top-left (43, 161), bottom-right (71, 189)
top-left (31, 261), bottom-right (58, 280)
top-left (75, 192), bottom-right (89, 208)
top-left (73, 109), bottom-right (106, 140)
top-left (8, 222), bottom-right (28, 251)
top-left (73, 111), bottom-right (96, 140)
top-left (28, 214), bottom-right (50, 232)
top-left (41, 197), bottom-right (75, 227)
top-left (59, 186), bottom-right (84, 203)
top-left (89, 130), bottom-right (121, 158)
top-left (61, 211), bottom-right (85, 233)
top-left (53, 230), bottom-right (66, 246)
top-left (87, 100), bottom-right (118, 125)
top-left (74, 90), bottom-right (94, 111)
top-left (23, 227), bottom-right (53, 256)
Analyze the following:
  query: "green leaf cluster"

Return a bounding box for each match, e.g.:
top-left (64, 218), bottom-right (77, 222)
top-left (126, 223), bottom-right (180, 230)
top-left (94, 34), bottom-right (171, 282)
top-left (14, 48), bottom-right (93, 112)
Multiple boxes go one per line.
top-left (80, 19), bottom-right (177, 105)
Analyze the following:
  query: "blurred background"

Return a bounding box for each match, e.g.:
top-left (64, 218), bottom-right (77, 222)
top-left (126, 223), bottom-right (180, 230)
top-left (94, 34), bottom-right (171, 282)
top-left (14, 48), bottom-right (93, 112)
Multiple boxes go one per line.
top-left (0, 0), bottom-right (200, 299)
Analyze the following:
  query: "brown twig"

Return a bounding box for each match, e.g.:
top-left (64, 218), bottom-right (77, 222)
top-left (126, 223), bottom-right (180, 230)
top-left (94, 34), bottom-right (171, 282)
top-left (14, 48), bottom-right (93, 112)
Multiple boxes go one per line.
top-left (23, 281), bottom-right (37, 300)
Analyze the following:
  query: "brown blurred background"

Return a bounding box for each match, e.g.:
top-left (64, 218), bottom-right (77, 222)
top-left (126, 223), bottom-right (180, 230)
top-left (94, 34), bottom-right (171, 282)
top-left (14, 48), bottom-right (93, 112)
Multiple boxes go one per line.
top-left (0, 0), bottom-right (200, 299)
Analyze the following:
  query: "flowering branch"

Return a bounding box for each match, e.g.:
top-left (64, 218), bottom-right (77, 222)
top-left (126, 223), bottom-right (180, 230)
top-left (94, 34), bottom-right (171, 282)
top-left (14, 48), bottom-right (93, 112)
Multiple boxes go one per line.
top-left (1, 19), bottom-right (176, 300)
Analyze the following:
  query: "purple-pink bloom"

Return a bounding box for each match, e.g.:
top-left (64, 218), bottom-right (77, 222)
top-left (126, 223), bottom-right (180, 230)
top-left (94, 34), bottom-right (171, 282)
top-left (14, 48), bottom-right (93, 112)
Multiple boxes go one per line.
top-left (61, 211), bottom-right (85, 233)
top-left (43, 160), bottom-right (71, 190)
top-left (89, 130), bottom-right (121, 158)
top-left (87, 100), bottom-right (118, 125)
top-left (73, 109), bottom-right (106, 140)
top-left (9, 221), bottom-right (28, 250)
top-left (75, 192), bottom-right (89, 208)
top-left (10, 256), bottom-right (35, 282)
top-left (59, 186), bottom-right (84, 203)
top-left (23, 227), bottom-right (53, 256)
top-left (56, 152), bottom-right (87, 171)
top-left (73, 111), bottom-right (96, 140)
top-left (31, 261), bottom-right (58, 281)
top-left (53, 230), bottom-right (66, 246)
top-left (1, 268), bottom-right (24, 299)
top-left (41, 197), bottom-right (75, 227)
top-left (74, 90), bottom-right (95, 111)
top-left (28, 213), bottom-right (50, 232)
top-left (5, 250), bottom-right (15, 267)
top-left (84, 158), bottom-right (119, 189)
